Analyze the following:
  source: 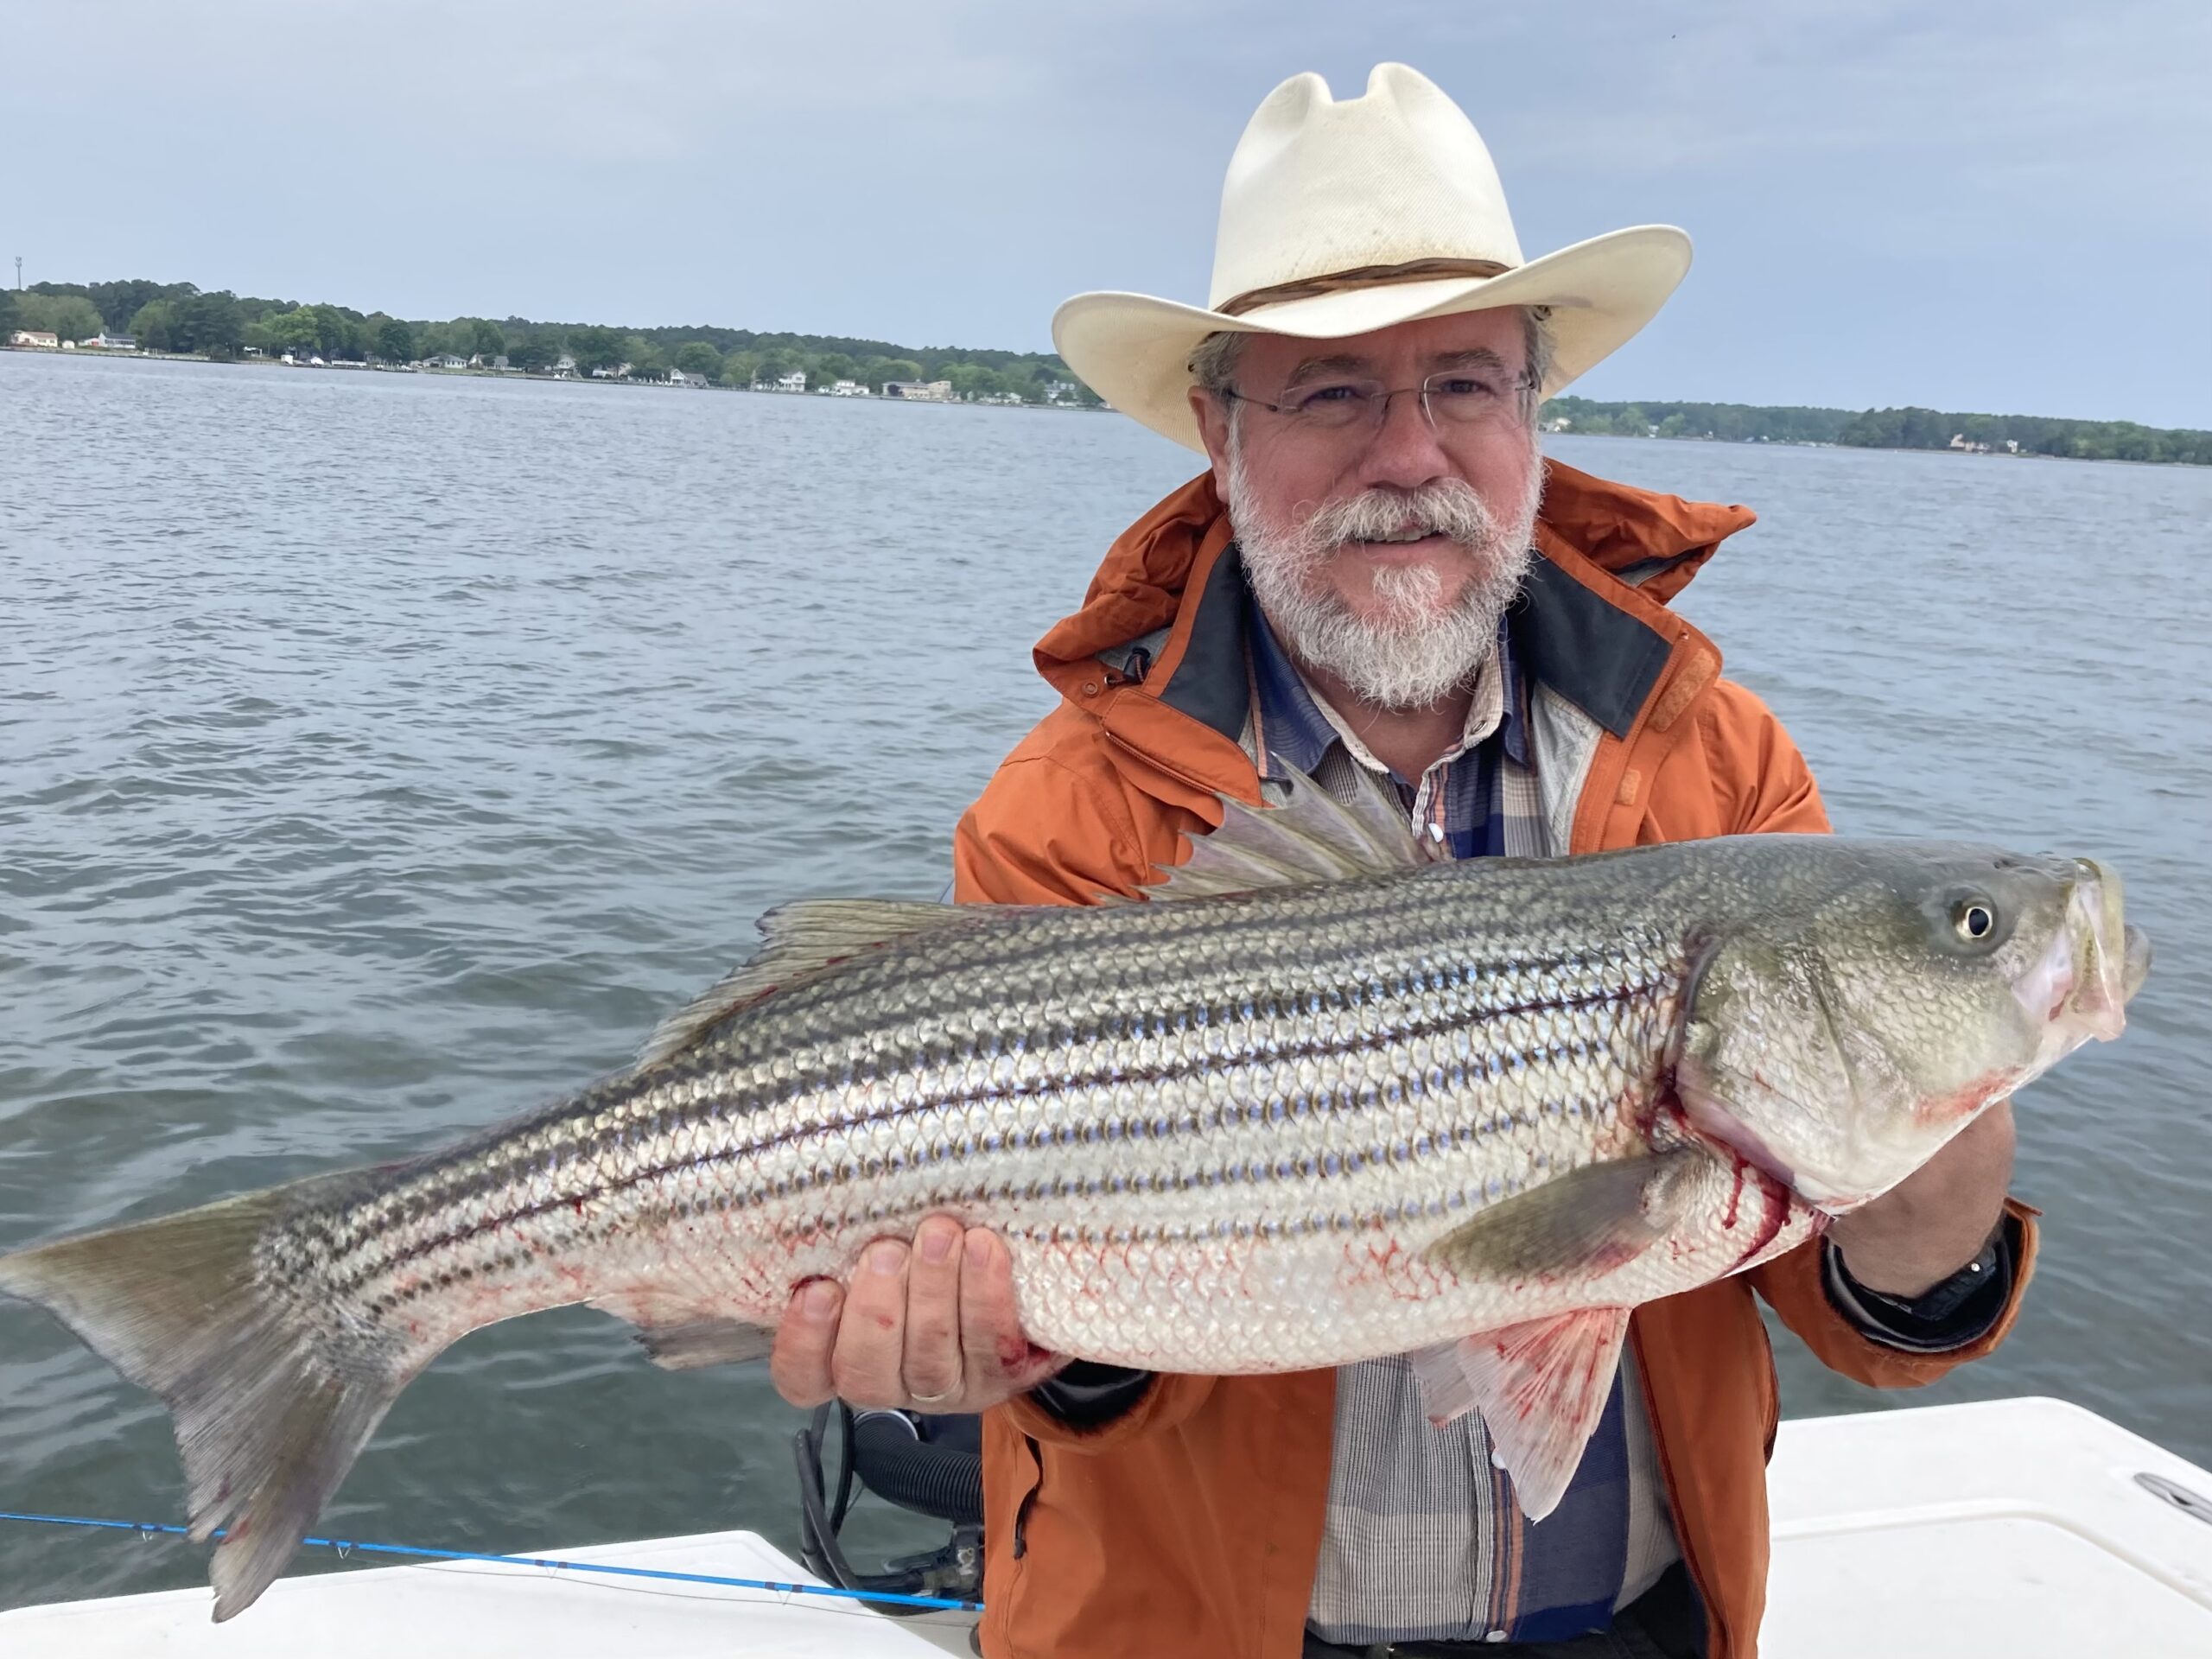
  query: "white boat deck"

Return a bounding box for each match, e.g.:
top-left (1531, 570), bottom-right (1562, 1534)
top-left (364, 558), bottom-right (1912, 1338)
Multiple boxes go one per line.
top-left (4, 1397), bottom-right (2208, 1656)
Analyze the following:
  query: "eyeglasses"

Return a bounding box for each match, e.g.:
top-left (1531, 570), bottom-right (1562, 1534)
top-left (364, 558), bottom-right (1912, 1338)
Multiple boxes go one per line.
top-left (1220, 369), bottom-right (1538, 438)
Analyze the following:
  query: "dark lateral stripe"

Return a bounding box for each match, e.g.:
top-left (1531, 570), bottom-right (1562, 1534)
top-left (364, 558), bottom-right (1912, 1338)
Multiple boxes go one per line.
top-left (303, 930), bottom-right (1679, 1264)
top-left (309, 963), bottom-right (1671, 1286)
top-left (362, 1056), bottom-right (1599, 1316)
top-left (326, 976), bottom-right (1672, 1303)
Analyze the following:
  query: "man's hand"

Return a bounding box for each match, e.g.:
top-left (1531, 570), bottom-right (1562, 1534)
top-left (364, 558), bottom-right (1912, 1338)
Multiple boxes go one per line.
top-left (768, 1215), bottom-right (1066, 1414)
top-left (1826, 1100), bottom-right (2016, 1297)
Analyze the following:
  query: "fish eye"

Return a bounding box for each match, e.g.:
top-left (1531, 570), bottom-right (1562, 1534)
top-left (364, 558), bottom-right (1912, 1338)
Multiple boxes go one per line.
top-left (1953, 898), bottom-right (1999, 944)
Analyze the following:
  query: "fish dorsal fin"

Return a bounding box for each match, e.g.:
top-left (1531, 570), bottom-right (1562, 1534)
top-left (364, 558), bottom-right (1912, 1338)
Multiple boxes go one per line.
top-left (1144, 763), bottom-right (1441, 901)
top-left (639, 898), bottom-right (965, 1065)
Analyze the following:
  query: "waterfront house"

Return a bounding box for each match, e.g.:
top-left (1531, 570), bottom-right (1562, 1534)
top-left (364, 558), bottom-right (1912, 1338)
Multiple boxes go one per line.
top-left (552, 354), bottom-right (576, 378)
top-left (8, 330), bottom-right (60, 349)
top-left (84, 333), bottom-right (137, 352)
top-left (881, 379), bottom-right (955, 402)
top-left (425, 353), bottom-right (467, 371)
top-left (823, 378), bottom-right (869, 396)
top-left (668, 366), bottom-right (709, 389)
top-left (775, 369), bottom-right (808, 392)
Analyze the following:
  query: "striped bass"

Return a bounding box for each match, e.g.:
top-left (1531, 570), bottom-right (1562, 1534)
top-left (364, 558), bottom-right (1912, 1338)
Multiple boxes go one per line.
top-left (0, 771), bottom-right (2148, 1618)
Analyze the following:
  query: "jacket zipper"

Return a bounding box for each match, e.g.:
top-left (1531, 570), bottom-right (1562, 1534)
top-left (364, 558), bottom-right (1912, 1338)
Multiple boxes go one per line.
top-left (1011, 1434), bottom-right (1042, 1560)
top-left (1630, 1321), bottom-right (1728, 1659)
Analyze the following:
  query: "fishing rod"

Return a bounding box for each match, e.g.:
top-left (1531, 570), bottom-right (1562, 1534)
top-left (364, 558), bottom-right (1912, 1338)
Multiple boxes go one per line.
top-left (0, 1509), bottom-right (982, 1612)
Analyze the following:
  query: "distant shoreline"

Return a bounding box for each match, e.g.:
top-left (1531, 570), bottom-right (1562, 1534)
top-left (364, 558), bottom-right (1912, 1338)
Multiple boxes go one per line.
top-left (10, 342), bottom-right (2205, 466)
top-left (3, 342), bottom-right (1104, 414)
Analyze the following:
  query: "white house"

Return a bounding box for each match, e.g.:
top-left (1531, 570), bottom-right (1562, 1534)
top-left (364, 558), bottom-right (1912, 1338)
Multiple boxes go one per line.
top-left (84, 332), bottom-right (137, 351)
top-left (823, 378), bottom-right (868, 397)
top-left (775, 369), bottom-right (807, 392)
top-left (667, 366), bottom-right (709, 388)
top-left (8, 330), bottom-right (60, 349)
top-left (551, 354), bottom-right (576, 378)
top-left (881, 379), bottom-right (954, 402)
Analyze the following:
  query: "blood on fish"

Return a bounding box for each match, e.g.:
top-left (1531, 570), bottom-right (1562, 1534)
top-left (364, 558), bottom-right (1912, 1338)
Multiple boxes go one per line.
top-left (1913, 1070), bottom-right (2005, 1128)
top-left (1728, 1168), bottom-right (1791, 1270)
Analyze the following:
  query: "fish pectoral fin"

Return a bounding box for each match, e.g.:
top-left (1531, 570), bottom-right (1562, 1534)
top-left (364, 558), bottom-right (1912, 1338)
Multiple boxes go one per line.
top-left (1409, 1306), bottom-right (1633, 1522)
top-left (632, 1318), bottom-right (778, 1371)
top-left (641, 898), bottom-right (973, 1065)
top-left (1420, 1148), bottom-right (1703, 1281)
top-left (1142, 764), bottom-right (1440, 901)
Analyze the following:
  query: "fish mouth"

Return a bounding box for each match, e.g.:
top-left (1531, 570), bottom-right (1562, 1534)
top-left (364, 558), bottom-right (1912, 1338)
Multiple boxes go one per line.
top-left (2018, 861), bottom-right (2145, 1049)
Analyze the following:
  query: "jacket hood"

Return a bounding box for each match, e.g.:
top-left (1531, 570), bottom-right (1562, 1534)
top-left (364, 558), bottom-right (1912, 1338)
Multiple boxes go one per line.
top-left (1033, 458), bottom-right (1756, 702)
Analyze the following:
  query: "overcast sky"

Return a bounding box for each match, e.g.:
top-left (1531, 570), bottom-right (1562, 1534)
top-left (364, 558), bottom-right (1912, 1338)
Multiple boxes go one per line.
top-left (5, 0), bottom-right (2206, 425)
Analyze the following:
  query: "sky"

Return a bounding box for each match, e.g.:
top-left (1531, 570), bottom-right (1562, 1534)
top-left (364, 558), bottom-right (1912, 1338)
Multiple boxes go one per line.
top-left (5, 0), bottom-right (2207, 427)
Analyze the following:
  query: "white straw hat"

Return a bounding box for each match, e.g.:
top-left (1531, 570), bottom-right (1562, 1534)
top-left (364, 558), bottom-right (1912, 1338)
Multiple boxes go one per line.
top-left (1053, 63), bottom-right (1691, 454)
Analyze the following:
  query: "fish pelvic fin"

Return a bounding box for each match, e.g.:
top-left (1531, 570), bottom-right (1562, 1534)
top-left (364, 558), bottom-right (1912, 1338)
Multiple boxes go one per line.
top-left (1409, 1306), bottom-right (1632, 1522)
top-left (1421, 1148), bottom-right (1704, 1282)
top-left (0, 1180), bottom-right (416, 1621)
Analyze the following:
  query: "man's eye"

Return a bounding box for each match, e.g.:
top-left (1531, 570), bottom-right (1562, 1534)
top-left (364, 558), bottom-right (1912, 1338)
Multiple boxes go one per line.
top-left (1432, 377), bottom-right (1501, 398)
top-left (1294, 384), bottom-right (1365, 409)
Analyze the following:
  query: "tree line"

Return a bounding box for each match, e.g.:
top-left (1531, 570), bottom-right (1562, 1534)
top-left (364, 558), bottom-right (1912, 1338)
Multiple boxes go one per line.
top-left (11, 279), bottom-right (2200, 459)
top-left (1543, 395), bottom-right (2210, 466)
top-left (2, 276), bottom-right (1102, 406)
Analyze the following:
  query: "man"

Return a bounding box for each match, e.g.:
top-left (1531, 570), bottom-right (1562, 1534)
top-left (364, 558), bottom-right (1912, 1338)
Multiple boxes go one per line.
top-left (771, 64), bottom-right (2032, 1658)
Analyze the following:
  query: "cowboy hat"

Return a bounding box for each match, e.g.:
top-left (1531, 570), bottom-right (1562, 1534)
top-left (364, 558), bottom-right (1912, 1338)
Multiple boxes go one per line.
top-left (1052, 63), bottom-right (1690, 454)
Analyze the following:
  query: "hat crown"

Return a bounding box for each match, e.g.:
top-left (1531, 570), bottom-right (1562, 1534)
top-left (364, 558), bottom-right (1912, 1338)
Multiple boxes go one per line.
top-left (1207, 63), bottom-right (1524, 310)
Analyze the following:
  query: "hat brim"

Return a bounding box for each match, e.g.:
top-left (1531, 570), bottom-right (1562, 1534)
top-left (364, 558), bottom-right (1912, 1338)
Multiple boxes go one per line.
top-left (1053, 224), bottom-right (1691, 453)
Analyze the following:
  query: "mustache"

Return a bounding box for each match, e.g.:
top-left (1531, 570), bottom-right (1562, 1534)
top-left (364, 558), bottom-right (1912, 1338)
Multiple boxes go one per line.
top-left (1299, 480), bottom-right (1501, 554)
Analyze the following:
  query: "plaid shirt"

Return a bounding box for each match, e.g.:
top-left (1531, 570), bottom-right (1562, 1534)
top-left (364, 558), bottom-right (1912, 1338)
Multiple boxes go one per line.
top-left (1242, 600), bottom-right (1680, 1647)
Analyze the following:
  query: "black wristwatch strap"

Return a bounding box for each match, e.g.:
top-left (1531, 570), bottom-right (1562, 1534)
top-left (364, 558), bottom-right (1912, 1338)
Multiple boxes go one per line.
top-left (1824, 1213), bottom-right (2018, 1351)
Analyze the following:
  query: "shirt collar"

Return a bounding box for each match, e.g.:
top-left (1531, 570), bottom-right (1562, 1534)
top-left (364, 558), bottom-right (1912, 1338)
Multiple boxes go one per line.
top-left (1245, 588), bottom-right (1531, 783)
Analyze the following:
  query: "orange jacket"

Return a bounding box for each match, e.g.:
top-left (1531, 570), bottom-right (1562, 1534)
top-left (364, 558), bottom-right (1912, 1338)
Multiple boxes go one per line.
top-left (950, 461), bottom-right (2036, 1659)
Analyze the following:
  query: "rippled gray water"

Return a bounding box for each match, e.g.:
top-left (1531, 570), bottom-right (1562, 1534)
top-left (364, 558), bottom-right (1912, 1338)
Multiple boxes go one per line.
top-left (2, 350), bottom-right (2206, 1611)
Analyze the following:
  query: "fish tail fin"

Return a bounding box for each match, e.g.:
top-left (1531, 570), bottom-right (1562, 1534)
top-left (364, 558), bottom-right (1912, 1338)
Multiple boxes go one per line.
top-left (0, 1179), bottom-right (415, 1620)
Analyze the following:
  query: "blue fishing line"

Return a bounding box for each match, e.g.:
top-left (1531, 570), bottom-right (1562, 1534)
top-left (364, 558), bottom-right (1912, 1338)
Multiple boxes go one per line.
top-left (0, 1509), bottom-right (982, 1612)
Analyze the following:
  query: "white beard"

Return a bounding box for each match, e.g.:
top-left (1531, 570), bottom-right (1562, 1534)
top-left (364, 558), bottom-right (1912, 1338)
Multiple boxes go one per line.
top-left (1230, 437), bottom-right (1542, 712)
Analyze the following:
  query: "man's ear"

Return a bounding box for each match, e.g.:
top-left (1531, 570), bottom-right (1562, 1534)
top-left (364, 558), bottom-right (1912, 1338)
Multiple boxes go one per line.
top-left (1188, 385), bottom-right (1234, 499)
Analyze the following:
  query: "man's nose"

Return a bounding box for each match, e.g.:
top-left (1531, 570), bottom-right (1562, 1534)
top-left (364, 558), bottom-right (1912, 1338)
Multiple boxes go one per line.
top-left (1356, 388), bottom-right (1455, 490)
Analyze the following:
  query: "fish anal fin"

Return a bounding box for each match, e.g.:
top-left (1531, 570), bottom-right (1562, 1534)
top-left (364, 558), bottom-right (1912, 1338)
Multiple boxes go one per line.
top-left (1410, 1306), bottom-right (1633, 1522)
top-left (633, 1317), bottom-right (777, 1372)
top-left (641, 898), bottom-right (970, 1065)
top-left (1421, 1149), bottom-right (1703, 1282)
top-left (1143, 765), bottom-right (1435, 902)
top-left (588, 1287), bottom-right (777, 1371)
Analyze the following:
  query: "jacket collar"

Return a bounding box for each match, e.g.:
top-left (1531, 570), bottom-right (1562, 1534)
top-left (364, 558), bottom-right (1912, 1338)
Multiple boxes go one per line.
top-left (1033, 458), bottom-right (1754, 795)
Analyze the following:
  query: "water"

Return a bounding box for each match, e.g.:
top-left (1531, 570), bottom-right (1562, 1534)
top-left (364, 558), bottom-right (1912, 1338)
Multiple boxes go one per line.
top-left (2, 351), bottom-right (2206, 1611)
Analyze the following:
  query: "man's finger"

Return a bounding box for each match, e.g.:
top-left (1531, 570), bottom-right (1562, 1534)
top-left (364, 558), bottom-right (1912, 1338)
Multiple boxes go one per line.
top-left (768, 1279), bottom-right (843, 1408)
top-left (957, 1228), bottom-right (1063, 1396)
top-left (830, 1238), bottom-right (912, 1405)
top-left (902, 1216), bottom-right (965, 1405)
